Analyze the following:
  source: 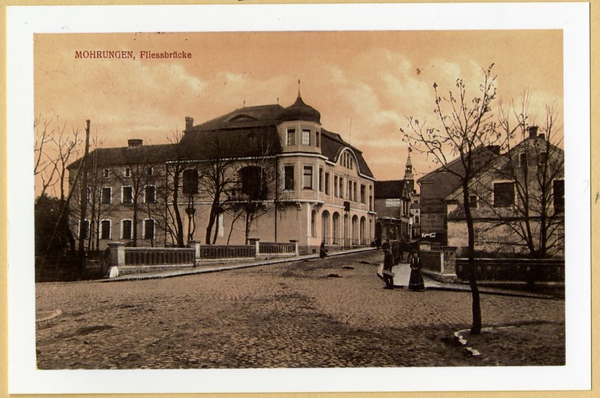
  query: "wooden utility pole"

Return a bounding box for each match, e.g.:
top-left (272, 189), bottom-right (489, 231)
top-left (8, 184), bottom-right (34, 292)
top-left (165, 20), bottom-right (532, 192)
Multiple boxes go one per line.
top-left (78, 120), bottom-right (91, 270)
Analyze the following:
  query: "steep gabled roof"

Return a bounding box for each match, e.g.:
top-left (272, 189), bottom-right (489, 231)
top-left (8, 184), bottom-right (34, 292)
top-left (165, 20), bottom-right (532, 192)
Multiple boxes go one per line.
top-left (443, 136), bottom-right (564, 201)
top-left (417, 145), bottom-right (500, 185)
top-left (374, 180), bottom-right (408, 199)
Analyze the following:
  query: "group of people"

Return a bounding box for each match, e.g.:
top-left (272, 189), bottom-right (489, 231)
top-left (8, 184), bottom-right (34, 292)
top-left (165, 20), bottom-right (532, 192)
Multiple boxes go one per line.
top-left (381, 239), bottom-right (424, 291)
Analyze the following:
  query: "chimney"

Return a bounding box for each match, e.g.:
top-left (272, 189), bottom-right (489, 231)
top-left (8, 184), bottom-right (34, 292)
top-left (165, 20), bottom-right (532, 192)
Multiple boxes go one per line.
top-left (528, 126), bottom-right (539, 139)
top-left (128, 139), bottom-right (143, 147)
top-left (185, 116), bottom-right (194, 131)
top-left (538, 133), bottom-right (546, 141)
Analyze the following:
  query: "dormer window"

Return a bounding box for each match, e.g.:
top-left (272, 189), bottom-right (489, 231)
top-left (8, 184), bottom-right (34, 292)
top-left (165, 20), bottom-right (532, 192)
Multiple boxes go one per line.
top-left (287, 129), bottom-right (296, 146)
top-left (302, 129), bottom-right (311, 146)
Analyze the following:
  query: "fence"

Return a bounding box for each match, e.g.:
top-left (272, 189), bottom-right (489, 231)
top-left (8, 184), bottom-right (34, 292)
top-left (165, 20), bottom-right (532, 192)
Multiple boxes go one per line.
top-left (106, 239), bottom-right (298, 277)
top-left (455, 258), bottom-right (565, 283)
top-left (200, 245), bottom-right (255, 259)
top-left (259, 242), bottom-right (296, 255)
top-left (124, 247), bottom-right (195, 265)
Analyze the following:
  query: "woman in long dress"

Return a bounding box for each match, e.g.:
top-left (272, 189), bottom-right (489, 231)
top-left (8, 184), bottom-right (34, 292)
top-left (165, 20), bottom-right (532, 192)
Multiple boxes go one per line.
top-left (408, 251), bottom-right (425, 291)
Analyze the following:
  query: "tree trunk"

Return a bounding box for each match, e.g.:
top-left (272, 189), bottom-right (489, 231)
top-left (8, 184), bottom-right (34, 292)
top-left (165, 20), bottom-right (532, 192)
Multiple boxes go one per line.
top-left (132, 199), bottom-right (138, 247)
top-left (463, 182), bottom-right (482, 334)
top-left (171, 169), bottom-right (185, 247)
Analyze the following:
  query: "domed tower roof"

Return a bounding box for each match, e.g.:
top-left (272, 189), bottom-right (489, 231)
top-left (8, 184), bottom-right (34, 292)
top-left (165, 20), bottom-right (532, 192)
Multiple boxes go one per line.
top-left (278, 93), bottom-right (321, 124)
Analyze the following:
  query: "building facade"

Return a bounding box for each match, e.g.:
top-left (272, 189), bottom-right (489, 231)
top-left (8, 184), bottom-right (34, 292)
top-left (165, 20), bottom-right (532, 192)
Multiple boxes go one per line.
top-left (418, 127), bottom-right (564, 257)
top-left (373, 152), bottom-right (416, 243)
top-left (68, 93), bottom-right (376, 255)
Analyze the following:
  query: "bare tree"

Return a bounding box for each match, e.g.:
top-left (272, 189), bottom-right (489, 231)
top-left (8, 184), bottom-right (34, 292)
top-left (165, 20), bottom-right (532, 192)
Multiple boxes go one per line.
top-left (112, 147), bottom-right (164, 247)
top-left (472, 100), bottom-right (565, 258)
top-left (401, 64), bottom-right (507, 334)
top-left (198, 135), bottom-right (238, 244)
top-left (227, 134), bottom-right (278, 244)
top-left (34, 116), bottom-right (84, 254)
top-left (164, 130), bottom-right (191, 247)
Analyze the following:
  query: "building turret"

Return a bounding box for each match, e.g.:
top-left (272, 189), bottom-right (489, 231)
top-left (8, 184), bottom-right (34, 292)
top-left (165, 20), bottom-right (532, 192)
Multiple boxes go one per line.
top-left (404, 149), bottom-right (415, 193)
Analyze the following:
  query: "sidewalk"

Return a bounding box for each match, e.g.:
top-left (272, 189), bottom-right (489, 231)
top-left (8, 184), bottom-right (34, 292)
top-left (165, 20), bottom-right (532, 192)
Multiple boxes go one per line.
top-left (379, 262), bottom-right (559, 300)
top-left (103, 248), bottom-right (560, 299)
top-left (102, 246), bottom-right (378, 283)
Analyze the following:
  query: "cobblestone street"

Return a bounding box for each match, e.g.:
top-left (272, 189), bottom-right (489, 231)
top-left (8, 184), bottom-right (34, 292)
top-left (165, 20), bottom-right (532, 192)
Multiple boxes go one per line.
top-left (35, 251), bottom-right (565, 369)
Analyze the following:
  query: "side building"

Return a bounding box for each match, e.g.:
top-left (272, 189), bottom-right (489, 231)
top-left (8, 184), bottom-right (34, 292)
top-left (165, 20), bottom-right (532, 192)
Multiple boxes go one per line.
top-left (373, 151), bottom-right (416, 244)
top-left (68, 93), bottom-right (377, 255)
top-left (417, 126), bottom-right (564, 257)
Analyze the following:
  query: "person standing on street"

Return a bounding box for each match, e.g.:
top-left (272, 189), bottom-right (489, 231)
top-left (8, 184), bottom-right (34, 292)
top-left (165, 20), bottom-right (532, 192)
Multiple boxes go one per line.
top-left (319, 241), bottom-right (328, 259)
top-left (382, 246), bottom-right (395, 289)
top-left (408, 251), bottom-right (425, 291)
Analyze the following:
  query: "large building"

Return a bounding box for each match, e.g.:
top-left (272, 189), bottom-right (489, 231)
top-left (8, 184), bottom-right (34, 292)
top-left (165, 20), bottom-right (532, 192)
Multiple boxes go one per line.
top-left (68, 93), bottom-right (377, 254)
top-left (418, 127), bottom-right (564, 257)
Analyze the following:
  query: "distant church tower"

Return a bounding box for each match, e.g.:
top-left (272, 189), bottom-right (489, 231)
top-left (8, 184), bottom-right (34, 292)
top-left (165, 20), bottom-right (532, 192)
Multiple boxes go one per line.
top-left (404, 148), bottom-right (414, 194)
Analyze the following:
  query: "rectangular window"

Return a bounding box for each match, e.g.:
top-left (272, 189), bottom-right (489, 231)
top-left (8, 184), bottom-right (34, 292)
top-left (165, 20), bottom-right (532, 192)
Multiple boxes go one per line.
top-left (287, 129), bottom-right (296, 146)
top-left (319, 168), bottom-right (323, 192)
top-left (353, 182), bottom-right (358, 202)
top-left (334, 175), bottom-right (338, 197)
top-left (284, 166), bottom-right (294, 190)
top-left (554, 179), bottom-right (565, 213)
top-left (316, 132), bottom-right (320, 148)
top-left (339, 177), bottom-right (344, 199)
top-left (124, 168), bottom-right (131, 177)
top-left (302, 129), bottom-right (311, 145)
top-left (519, 153), bottom-right (527, 168)
top-left (469, 195), bottom-right (478, 208)
top-left (325, 172), bottom-right (330, 195)
top-left (303, 166), bottom-right (313, 190)
top-left (144, 219), bottom-right (155, 240)
top-left (102, 169), bottom-right (110, 178)
top-left (144, 185), bottom-right (156, 204)
top-left (122, 186), bottom-right (133, 204)
top-left (100, 220), bottom-right (111, 240)
top-left (311, 210), bottom-right (316, 237)
top-left (121, 219), bottom-right (132, 240)
top-left (539, 152), bottom-right (548, 165)
top-left (80, 219), bottom-right (90, 239)
top-left (494, 182), bottom-right (515, 207)
top-left (146, 166), bottom-right (154, 176)
top-left (101, 187), bottom-right (111, 204)
top-left (360, 184), bottom-right (366, 204)
top-left (348, 181), bottom-right (352, 201)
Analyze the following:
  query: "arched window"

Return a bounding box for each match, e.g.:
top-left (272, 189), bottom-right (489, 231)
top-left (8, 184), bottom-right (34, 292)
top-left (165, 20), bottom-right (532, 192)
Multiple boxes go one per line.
top-left (322, 211), bottom-right (330, 244)
top-left (360, 217), bottom-right (366, 245)
top-left (352, 215), bottom-right (359, 246)
top-left (332, 212), bottom-right (340, 245)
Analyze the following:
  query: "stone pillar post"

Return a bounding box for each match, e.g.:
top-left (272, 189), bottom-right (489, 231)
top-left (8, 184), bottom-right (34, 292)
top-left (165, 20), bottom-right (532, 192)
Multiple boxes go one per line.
top-left (108, 242), bottom-right (126, 266)
top-left (249, 238), bottom-right (260, 258)
top-left (189, 240), bottom-right (201, 266)
top-left (441, 246), bottom-right (457, 280)
top-left (107, 242), bottom-right (125, 278)
top-left (290, 239), bottom-right (299, 256)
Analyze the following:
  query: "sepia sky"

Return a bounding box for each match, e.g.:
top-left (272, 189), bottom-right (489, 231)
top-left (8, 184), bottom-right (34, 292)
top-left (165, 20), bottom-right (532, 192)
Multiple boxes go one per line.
top-left (34, 30), bottom-right (563, 186)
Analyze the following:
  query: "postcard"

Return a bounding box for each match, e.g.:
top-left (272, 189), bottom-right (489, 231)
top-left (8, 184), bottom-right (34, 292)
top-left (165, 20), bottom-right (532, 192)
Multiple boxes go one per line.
top-left (6, 3), bottom-right (591, 394)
